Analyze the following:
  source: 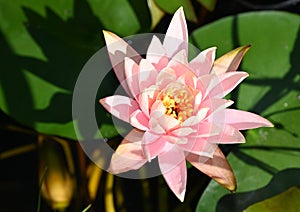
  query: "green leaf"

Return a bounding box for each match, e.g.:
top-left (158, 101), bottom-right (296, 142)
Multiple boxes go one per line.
top-left (191, 11), bottom-right (300, 211)
top-left (245, 186), bottom-right (300, 212)
top-left (0, 0), bottom-right (150, 139)
top-left (197, 0), bottom-right (217, 11)
top-left (154, 0), bottom-right (197, 22)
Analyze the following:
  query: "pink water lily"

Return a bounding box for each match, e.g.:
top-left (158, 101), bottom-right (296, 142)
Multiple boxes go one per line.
top-left (100, 7), bottom-right (273, 202)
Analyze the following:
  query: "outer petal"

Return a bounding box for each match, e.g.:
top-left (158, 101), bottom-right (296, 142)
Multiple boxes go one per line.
top-left (124, 57), bottom-right (140, 98)
top-left (179, 137), bottom-right (217, 157)
top-left (167, 50), bottom-right (190, 78)
top-left (187, 147), bottom-right (237, 192)
top-left (196, 72), bottom-right (248, 99)
top-left (130, 110), bottom-right (149, 131)
top-left (206, 124), bottom-right (246, 144)
top-left (225, 109), bottom-right (274, 130)
top-left (199, 98), bottom-right (234, 119)
top-left (103, 31), bottom-right (142, 96)
top-left (189, 47), bottom-right (216, 76)
top-left (138, 59), bottom-right (158, 92)
top-left (146, 35), bottom-right (169, 71)
top-left (208, 72), bottom-right (249, 98)
top-left (158, 144), bottom-right (187, 202)
top-left (100, 95), bottom-right (139, 123)
top-left (163, 7), bottom-right (188, 58)
top-left (142, 131), bottom-right (166, 161)
top-left (108, 129), bottom-right (147, 174)
top-left (211, 45), bottom-right (250, 75)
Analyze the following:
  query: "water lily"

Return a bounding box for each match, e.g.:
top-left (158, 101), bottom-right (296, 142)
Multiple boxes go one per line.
top-left (100, 7), bottom-right (273, 202)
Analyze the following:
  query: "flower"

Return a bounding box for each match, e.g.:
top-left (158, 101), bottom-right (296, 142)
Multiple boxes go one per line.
top-left (99, 7), bottom-right (273, 202)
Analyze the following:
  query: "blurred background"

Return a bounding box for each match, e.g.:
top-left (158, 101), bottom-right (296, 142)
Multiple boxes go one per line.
top-left (0, 0), bottom-right (300, 211)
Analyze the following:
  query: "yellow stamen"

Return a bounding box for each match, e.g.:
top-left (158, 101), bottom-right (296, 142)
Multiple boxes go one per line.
top-left (157, 82), bottom-right (194, 122)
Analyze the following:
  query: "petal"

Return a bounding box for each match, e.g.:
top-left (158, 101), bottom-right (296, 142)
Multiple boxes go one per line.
top-left (149, 101), bottom-right (181, 132)
top-left (103, 30), bottom-right (142, 96)
top-left (138, 59), bottom-right (158, 92)
top-left (179, 137), bottom-right (217, 157)
top-left (171, 127), bottom-right (196, 137)
top-left (158, 144), bottom-right (187, 202)
top-left (177, 70), bottom-right (197, 88)
top-left (167, 50), bottom-right (190, 78)
top-left (187, 122), bottom-right (221, 138)
top-left (182, 107), bottom-right (209, 127)
top-left (211, 45), bottom-right (250, 75)
top-left (108, 129), bottom-right (147, 174)
top-left (196, 74), bottom-right (219, 99)
top-left (189, 47), bottom-right (216, 76)
top-left (199, 98), bottom-right (233, 119)
top-left (156, 67), bottom-right (176, 88)
top-left (225, 109), bottom-right (273, 130)
top-left (146, 35), bottom-right (168, 70)
top-left (137, 85), bottom-right (159, 117)
top-left (209, 72), bottom-right (249, 98)
top-left (163, 7), bottom-right (188, 58)
top-left (124, 57), bottom-right (140, 98)
top-left (142, 131), bottom-right (166, 161)
top-left (187, 147), bottom-right (237, 192)
top-left (99, 95), bottom-right (139, 123)
top-left (206, 124), bottom-right (246, 144)
top-left (130, 110), bottom-right (149, 131)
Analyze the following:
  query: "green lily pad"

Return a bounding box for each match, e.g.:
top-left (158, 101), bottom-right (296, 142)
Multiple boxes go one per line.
top-left (155, 0), bottom-right (197, 22)
top-left (197, 0), bottom-right (217, 11)
top-left (0, 0), bottom-right (150, 139)
top-left (191, 11), bottom-right (300, 211)
top-left (245, 186), bottom-right (300, 212)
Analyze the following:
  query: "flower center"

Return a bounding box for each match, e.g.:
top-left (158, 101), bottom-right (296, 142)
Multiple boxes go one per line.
top-left (157, 82), bottom-right (194, 122)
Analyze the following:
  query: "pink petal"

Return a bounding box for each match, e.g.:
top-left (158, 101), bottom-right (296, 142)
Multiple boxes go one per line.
top-left (142, 131), bottom-right (166, 161)
top-left (103, 31), bottom-right (142, 96)
top-left (167, 50), bottom-right (190, 78)
top-left (171, 127), bottom-right (196, 137)
top-left (182, 107), bottom-right (209, 127)
top-left (124, 57), bottom-right (140, 98)
top-left (146, 35), bottom-right (168, 70)
top-left (192, 91), bottom-right (203, 113)
top-left (189, 47), bottom-right (216, 76)
top-left (158, 144), bottom-right (187, 202)
top-left (186, 122), bottom-right (221, 138)
top-left (199, 98), bottom-right (233, 119)
top-left (99, 95), bottom-right (139, 123)
top-left (137, 86), bottom-right (159, 118)
top-left (209, 72), bottom-right (249, 98)
top-left (206, 124), bottom-right (246, 144)
top-left (108, 129), bottom-right (147, 174)
top-left (130, 110), bottom-right (149, 131)
top-left (149, 113), bottom-right (180, 134)
top-left (156, 67), bottom-right (176, 88)
top-left (138, 59), bottom-right (158, 92)
top-left (179, 137), bottom-right (217, 157)
top-left (187, 147), bottom-right (237, 192)
top-left (163, 135), bottom-right (188, 144)
top-left (211, 45), bottom-right (250, 75)
top-left (158, 114), bottom-right (181, 132)
top-left (225, 109), bottom-right (273, 130)
top-left (196, 74), bottom-right (219, 99)
top-left (177, 70), bottom-right (197, 88)
top-left (163, 7), bottom-right (188, 59)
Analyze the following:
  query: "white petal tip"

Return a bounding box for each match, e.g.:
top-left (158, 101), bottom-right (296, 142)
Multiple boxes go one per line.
top-left (177, 191), bottom-right (185, 202)
top-left (103, 30), bottom-right (118, 45)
